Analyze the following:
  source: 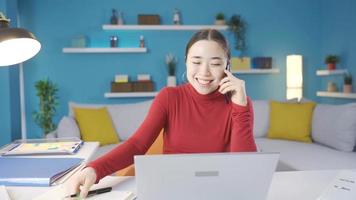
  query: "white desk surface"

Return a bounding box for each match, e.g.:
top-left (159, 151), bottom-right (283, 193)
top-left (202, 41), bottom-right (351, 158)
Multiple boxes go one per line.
top-left (6, 170), bottom-right (339, 200)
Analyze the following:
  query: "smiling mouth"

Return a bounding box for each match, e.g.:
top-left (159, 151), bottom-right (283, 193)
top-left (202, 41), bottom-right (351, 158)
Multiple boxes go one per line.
top-left (196, 78), bottom-right (213, 86)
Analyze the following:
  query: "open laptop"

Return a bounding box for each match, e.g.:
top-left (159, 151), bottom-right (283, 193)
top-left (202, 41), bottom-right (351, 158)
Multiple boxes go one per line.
top-left (134, 152), bottom-right (279, 200)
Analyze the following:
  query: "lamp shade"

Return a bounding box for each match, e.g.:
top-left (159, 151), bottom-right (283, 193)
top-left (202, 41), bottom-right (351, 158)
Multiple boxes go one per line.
top-left (0, 28), bottom-right (41, 66)
top-left (286, 55), bottom-right (303, 100)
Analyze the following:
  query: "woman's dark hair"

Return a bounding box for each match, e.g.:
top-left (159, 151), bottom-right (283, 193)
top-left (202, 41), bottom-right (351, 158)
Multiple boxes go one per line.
top-left (185, 29), bottom-right (231, 62)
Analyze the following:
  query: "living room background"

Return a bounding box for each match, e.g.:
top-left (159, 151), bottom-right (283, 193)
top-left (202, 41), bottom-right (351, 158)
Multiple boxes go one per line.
top-left (0, 0), bottom-right (355, 145)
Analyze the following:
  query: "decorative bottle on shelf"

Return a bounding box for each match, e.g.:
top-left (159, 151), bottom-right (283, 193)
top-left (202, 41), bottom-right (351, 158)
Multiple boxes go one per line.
top-left (327, 81), bottom-right (337, 92)
top-left (173, 8), bottom-right (181, 25)
top-left (118, 11), bottom-right (124, 25)
top-left (139, 35), bottom-right (145, 48)
top-left (110, 9), bottom-right (118, 25)
top-left (110, 36), bottom-right (118, 47)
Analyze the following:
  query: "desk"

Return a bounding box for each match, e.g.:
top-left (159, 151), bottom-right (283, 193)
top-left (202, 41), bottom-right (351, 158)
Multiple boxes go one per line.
top-left (5, 142), bottom-right (99, 200)
top-left (7, 169), bottom-right (339, 200)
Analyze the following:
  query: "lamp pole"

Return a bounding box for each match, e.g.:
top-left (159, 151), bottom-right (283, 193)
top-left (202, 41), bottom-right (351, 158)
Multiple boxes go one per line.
top-left (19, 63), bottom-right (27, 139)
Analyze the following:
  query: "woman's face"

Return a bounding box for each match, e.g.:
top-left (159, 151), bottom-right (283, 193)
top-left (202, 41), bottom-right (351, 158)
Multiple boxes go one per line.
top-left (186, 40), bottom-right (228, 95)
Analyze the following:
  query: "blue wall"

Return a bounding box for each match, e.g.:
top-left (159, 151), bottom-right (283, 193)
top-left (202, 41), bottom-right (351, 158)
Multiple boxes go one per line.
top-left (0, 0), bottom-right (352, 140)
top-left (0, 0), bottom-right (21, 146)
top-left (318, 0), bottom-right (356, 104)
top-left (17, 0), bottom-right (323, 139)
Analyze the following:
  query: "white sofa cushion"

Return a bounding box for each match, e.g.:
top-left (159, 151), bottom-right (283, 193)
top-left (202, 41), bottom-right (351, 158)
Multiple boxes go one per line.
top-left (57, 116), bottom-right (81, 138)
top-left (255, 138), bottom-right (356, 171)
top-left (312, 103), bottom-right (356, 152)
top-left (252, 100), bottom-right (269, 138)
top-left (68, 100), bottom-right (153, 140)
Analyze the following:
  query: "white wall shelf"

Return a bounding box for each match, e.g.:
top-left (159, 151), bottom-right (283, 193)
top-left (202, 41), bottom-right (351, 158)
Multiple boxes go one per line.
top-left (62, 47), bottom-right (147, 53)
top-left (102, 25), bottom-right (228, 31)
top-left (316, 69), bottom-right (347, 76)
top-left (231, 68), bottom-right (280, 74)
top-left (316, 91), bottom-right (356, 99)
top-left (104, 92), bottom-right (158, 98)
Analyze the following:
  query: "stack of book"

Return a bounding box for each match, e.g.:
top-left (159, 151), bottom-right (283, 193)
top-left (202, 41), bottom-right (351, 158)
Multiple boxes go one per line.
top-left (0, 137), bottom-right (83, 156)
top-left (0, 137), bottom-right (85, 187)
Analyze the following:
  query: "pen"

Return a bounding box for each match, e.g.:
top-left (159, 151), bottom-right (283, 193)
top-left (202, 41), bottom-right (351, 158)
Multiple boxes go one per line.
top-left (65, 186), bottom-right (112, 198)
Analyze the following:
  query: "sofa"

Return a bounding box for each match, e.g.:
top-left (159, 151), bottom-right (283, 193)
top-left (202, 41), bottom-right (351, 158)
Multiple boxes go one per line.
top-left (55, 99), bottom-right (356, 172)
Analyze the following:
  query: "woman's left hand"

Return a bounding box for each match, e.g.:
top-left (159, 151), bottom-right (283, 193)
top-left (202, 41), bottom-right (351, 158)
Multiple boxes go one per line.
top-left (218, 69), bottom-right (247, 106)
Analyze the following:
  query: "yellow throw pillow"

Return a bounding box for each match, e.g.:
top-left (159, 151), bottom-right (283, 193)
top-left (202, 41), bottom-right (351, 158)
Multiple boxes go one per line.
top-left (267, 101), bottom-right (316, 143)
top-left (73, 107), bottom-right (119, 146)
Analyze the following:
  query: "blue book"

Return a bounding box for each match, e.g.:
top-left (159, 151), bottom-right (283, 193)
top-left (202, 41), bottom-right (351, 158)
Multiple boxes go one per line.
top-left (0, 157), bottom-right (83, 187)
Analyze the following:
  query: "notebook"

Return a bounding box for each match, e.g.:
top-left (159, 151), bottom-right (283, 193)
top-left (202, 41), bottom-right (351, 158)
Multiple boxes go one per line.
top-left (0, 157), bottom-right (83, 186)
top-left (317, 170), bottom-right (356, 200)
top-left (0, 186), bottom-right (10, 200)
top-left (1, 138), bottom-right (83, 156)
top-left (135, 152), bottom-right (279, 200)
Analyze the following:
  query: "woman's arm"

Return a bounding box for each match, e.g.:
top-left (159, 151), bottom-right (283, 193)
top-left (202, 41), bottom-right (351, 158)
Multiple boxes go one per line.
top-left (87, 88), bottom-right (169, 182)
top-left (230, 97), bottom-right (257, 152)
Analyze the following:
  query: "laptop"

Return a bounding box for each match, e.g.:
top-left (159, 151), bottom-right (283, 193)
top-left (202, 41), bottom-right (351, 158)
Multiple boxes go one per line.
top-left (134, 152), bottom-right (279, 200)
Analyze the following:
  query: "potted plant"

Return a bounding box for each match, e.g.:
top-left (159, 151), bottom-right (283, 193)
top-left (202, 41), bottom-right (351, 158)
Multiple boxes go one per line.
top-left (33, 78), bottom-right (59, 138)
top-left (343, 73), bottom-right (353, 93)
top-left (228, 14), bottom-right (247, 55)
top-left (215, 12), bottom-right (226, 25)
top-left (165, 53), bottom-right (177, 87)
top-left (324, 55), bottom-right (339, 70)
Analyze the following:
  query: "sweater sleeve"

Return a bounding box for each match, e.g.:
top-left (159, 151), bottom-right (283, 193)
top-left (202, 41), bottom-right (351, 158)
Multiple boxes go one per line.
top-left (87, 88), bottom-right (169, 182)
top-left (230, 97), bottom-right (257, 152)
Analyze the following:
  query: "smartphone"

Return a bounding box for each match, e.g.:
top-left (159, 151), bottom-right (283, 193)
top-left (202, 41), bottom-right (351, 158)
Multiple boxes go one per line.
top-left (224, 62), bottom-right (231, 103)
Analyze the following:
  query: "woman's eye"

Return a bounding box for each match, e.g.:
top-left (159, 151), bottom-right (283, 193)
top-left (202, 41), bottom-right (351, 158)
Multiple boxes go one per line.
top-left (192, 62), bottom-right (201, 65)
top-left (211, 63), bottom-right (221, 66)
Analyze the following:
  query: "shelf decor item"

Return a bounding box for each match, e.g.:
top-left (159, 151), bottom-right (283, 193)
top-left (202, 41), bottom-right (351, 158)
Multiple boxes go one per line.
top-left (139, 35), bottom-right (145, 47)
top-left (252, 57), bottom-right (272, 69)
top-left (118, 11), bottom-right (124, 25)
top-left (111, 82), bottom-right (132, 92)
top-left (324, 55), bottom-right (339, 70)
top-left (110, 35), bottom-right (118, 47)
top-left (343, 73), bottom-right (353, 93)
top-left (173, 8), bottom-right (181, 25)
top-left (327, 81), bottom-right (338, 92)
top-left (215, 12), bottom-right (226, 25)
top-left (230, 57), bottom-right (251, 71)
top-left (33, 78), bottom-right (59, 137)
top-left (165, 53), bottom-right (177, 87)
top-left (110, 9), bottom-right (118, 25)
top-left (111, 81), bottom-right (154, 92)
top-left (228, 14), bottom-right (247, 55)
top-left (71, 35), bottom-right (88, 48)
top-left (138, 14), bottom-right (160, 25)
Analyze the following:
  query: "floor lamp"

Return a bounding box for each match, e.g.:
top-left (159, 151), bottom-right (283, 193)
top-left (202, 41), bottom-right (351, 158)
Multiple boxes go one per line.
top-left (286, 55), bottom-right (303, 100)
top-left (0, 12), bottom-right (41, 139)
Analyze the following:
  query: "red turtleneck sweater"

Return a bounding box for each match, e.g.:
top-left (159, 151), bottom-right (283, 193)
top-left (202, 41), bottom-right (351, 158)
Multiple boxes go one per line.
top-left (88, 84), bottom-right (256, 181)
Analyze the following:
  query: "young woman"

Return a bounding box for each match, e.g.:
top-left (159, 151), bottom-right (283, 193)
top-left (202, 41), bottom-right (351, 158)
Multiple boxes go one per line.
top-left (69, 29), bottom-right (257, 198)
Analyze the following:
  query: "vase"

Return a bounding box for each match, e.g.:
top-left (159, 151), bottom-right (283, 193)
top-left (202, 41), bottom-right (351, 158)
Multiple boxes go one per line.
top-left (167, 76), bottom-right (177, 87)
top-left (327, 63), bottom-right (336, 70)
top-left (327, 82), bottom-right (337, 92)
top-left (215, 20), bottom-right (226, 25)
top-left (343, 84), bottom-right (352, 93)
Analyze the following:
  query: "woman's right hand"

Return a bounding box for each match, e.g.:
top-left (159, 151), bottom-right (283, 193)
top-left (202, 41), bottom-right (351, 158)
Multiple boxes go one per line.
top-left (66, 167), bottom-right (97, 198)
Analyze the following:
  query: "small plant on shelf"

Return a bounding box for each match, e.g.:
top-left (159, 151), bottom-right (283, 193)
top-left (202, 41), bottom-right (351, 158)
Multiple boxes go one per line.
top-left (343, 73), bottom-right (353, 93)
top-left (324, 55), bottom-right (339, 70)
top-left (228, 14), bottom-right (247, 55)
top-left (33, 78), bottom-right (59, 137)
top-left (165, 53), bottom-right (177, 76)
top-left (215, 12), bottom-right (225, 25)
top-left (165, 53), bottom-right (177, 86)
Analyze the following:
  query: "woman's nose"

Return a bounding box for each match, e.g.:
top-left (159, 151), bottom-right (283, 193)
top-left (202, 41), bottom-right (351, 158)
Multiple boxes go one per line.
top-left (199, 63), bottom-right (211, 75)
